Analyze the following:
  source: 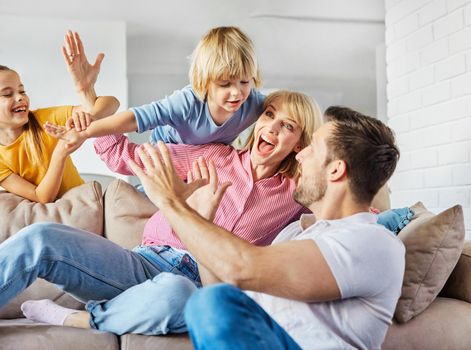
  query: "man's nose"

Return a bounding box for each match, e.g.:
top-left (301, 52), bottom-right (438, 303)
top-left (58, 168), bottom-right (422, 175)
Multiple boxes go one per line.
top-left (296, 146), bottom-right (310, 162)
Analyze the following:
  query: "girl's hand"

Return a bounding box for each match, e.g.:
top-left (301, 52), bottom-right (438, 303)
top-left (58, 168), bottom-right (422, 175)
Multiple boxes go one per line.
top-left (65, 111), bottom-right (93, 131)
top-left (62, 30), bottom-right (104, 92)
top-left (44, 122), bottom-right (87, 152)
top-left (186, 157), bottom-right (231, 222)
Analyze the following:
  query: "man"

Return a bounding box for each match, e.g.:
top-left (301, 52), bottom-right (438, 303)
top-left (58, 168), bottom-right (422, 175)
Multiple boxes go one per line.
top-left (128, 106), bottom-right (405, 350)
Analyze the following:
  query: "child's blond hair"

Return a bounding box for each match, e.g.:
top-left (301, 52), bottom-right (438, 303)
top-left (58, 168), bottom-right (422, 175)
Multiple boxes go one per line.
top-left (244, 90), bottom-right (322, 178)
top-left (189, 26), bottom-right (262, 100)
top-left (0, 65), bottom-right (44, 165)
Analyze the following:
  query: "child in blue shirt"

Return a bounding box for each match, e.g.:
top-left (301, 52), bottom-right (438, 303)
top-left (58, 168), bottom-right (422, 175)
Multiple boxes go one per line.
top-left (45, 26), bottom-right (265, 148)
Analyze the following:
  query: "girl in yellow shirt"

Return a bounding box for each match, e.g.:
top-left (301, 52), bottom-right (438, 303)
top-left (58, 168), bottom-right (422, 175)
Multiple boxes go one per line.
top-left (0, 31), bottom-right (119, 203)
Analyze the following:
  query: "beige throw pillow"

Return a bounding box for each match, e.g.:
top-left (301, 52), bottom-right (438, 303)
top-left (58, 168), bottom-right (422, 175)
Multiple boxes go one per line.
top-left (0, 181), bottom-right (103, 243)
top-left (394, 202), bottom-right (465, 323)
top-left (103, 179), bottom-right (158, 249)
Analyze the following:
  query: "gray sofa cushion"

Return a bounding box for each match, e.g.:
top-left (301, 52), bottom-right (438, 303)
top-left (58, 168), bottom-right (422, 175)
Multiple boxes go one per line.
top-left (0, 319), bottom-right (119, 350)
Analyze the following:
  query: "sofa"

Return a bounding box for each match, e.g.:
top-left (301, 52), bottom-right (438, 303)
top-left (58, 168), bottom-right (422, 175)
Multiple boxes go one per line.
top-left (0, 180), bottom-right (469, 350)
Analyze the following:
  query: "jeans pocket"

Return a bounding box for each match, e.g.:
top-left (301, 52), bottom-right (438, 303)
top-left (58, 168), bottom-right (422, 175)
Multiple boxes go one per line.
top-left (176, 254), bottom-right (200, 285)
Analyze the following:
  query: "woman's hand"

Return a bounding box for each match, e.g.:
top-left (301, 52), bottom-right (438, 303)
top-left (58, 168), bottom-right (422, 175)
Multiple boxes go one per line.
top-left (186, 157), bottom-right (231, 222)
top-left (127, 142), bottom-right (207, 209)
top-left (65, 111), bottom-right (93, 132)
top-left (62, 30), bottom-right (104, 92)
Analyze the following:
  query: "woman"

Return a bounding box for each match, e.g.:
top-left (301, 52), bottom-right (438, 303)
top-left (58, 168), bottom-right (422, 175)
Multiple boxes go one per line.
top-left (0, 90), bottom-right (322, 335)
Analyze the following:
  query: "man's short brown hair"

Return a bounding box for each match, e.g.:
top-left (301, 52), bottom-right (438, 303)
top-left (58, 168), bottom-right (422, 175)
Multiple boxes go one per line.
top-left (324, 106), bottom-right (400, 204)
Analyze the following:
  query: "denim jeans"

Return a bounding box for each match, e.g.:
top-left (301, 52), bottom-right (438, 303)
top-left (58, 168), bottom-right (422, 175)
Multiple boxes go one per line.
top-left (0, 222), bottom-right (200, 335)
top-left (185, 284), bottom-right (302, 350)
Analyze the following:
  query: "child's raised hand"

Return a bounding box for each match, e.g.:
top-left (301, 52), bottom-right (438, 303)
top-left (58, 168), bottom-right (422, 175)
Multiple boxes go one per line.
top-left (66, 111), bottom-right (92, 131)
top-left (62, 30), bottom-right (104, 92)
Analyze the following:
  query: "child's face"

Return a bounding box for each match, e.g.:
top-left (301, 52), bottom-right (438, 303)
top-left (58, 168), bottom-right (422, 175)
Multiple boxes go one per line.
top-left (0, 70), bottom-right (30, 129)
top-left (207, 77), bottom-right (252, 117)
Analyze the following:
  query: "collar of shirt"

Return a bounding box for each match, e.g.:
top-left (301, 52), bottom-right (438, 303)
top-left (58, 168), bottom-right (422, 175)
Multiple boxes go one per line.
top-left (300, 212), bottom-right (377, 231)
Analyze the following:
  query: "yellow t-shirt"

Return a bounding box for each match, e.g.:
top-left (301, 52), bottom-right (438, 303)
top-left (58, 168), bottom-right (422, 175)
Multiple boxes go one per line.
top-left (0, 106), bottom-right (84, 197)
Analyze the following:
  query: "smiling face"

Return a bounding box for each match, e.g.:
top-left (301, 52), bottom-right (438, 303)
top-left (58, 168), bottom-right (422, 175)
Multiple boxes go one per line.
top-left (206, 77), bottom-right (252, 124)
top-left (0, 69), bottom-right (30, 131)
top-left (250, 97), bottom-right (303, 178)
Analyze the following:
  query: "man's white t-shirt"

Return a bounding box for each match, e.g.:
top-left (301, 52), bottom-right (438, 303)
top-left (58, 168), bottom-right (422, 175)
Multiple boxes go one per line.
top-left (245, 212), bottom-right (405, 350)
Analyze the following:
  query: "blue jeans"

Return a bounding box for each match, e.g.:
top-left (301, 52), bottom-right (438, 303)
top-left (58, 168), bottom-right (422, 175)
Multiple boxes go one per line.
top-left (184, 284), bottom-right (302, 350)
top-left (0, 222), bottom-right (199, 335)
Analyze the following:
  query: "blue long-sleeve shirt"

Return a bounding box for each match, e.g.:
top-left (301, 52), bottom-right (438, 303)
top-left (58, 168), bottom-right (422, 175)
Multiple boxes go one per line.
top-left (131, 85), bottom-right (266, 145)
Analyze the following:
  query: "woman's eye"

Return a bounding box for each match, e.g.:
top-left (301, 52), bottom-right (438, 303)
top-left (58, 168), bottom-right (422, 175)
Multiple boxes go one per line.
top-left (265, 111), bottom-right (274, 118)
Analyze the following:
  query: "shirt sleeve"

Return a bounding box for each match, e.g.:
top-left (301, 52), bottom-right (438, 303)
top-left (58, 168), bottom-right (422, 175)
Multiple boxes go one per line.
top-left (33, 106), bottom-right (74, 126)
top-left (93, 134), bottom-right (216, 179)
top-left (0, 164), bottom-right (12, 183)
top-left (131, 86), bottom-right (197, 134)
top-left (313, 228), bottom-right (405, 299)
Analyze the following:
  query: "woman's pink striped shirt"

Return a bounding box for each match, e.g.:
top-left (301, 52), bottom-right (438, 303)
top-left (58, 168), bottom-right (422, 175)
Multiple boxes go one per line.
top-left (94, 135), bottom-right (309, 249)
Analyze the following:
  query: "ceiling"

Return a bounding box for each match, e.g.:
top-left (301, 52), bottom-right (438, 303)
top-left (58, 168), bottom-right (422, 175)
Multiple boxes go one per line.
top-left (0, 0), bottom-right (386, 80)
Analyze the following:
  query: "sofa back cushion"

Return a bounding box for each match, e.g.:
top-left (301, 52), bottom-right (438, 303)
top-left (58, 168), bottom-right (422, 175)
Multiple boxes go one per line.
top-left (0, 181), bottom-right (104, 319)
top-left (103, 179), bottom-right (157, 249)
top-left (394, 202), bottom-right (465, 323)
top-left (0, 181), bottom-right (104, 242)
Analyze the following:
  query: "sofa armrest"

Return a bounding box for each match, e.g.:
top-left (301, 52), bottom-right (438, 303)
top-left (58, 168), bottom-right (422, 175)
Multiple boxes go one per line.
top-left (440, 240), bottom-right (471, 303)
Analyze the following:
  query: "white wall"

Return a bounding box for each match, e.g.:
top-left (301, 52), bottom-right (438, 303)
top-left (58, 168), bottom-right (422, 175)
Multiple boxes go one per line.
top-left (0, 15), bottom-right (128, 180)
top-left (385, 0), bottom-right (471, 238)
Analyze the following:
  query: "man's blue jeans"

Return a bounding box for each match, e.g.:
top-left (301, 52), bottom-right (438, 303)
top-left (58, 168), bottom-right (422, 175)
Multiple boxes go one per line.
top-left (0, 222), bottom-right (199, 335)
top-left (184, 284), bottom-right (302, 350)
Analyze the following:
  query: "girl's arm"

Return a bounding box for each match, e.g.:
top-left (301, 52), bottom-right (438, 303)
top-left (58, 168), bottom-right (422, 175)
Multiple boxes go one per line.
top-left (63, 31), bottom-right (120, 129)
top-left (0, 139), bottom-right (82, 203)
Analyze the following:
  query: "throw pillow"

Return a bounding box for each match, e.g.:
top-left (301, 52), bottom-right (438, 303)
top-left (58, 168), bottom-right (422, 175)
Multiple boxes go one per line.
top-left (103, 179), bottom-right (158, 249)
top-left (0, 181), bottom-right (104, 243)
top-left (394, 202), bottom-right (465, 323)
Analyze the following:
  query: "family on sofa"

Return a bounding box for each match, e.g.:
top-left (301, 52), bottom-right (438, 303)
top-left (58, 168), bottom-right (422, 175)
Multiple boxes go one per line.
top-left (0, 26), bottom-right (419, 349)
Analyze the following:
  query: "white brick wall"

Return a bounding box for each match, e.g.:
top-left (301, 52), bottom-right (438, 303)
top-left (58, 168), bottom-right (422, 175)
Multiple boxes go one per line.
top-left (386, 0), bottom-right (471, 238)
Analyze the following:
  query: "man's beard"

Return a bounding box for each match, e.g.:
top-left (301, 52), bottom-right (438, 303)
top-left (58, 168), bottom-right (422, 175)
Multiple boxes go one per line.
top-left (293, 174), bottom-right (327, 208)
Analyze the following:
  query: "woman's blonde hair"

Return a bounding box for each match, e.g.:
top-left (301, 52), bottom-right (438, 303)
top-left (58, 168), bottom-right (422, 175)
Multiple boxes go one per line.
top-left (244, 90), bottom-right (322, 178)
top-left (189, 26), bottom-right (262, 100)
top-left (0, 65), bottom-right (44, 165)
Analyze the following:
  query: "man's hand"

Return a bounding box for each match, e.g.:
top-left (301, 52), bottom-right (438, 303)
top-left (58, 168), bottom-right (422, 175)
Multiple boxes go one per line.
top-left (186, 157), bottom-right (231, 222)
top-left (127, 142), bottom-right (207, 208)
top-left (62, 30), bottom-right (104, 92)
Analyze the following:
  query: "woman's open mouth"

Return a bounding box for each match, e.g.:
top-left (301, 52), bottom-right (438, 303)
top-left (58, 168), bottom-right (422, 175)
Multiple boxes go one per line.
top-left (256, 134), bottom-right (276, 155)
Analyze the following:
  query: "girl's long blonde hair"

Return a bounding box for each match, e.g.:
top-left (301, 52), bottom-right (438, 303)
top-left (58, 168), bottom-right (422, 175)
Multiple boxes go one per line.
top-left (0, 65), bottom-right (44, 165)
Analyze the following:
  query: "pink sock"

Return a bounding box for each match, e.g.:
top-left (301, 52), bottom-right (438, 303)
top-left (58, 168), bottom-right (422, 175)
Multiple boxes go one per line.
top-left (21, 299), bottom-right (78, 326)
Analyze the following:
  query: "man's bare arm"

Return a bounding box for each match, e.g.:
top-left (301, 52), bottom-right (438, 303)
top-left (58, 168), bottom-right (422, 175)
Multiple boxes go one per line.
top-left (129, 142), bottom-right (340, 302)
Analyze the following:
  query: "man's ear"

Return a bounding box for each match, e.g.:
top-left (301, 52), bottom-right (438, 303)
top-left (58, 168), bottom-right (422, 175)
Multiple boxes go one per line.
top-left (328, 160), bottom-right (347, 181)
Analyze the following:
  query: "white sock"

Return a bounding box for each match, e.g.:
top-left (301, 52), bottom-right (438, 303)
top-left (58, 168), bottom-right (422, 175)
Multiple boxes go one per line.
top-left (21, 299), bottom-right (78, 326)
